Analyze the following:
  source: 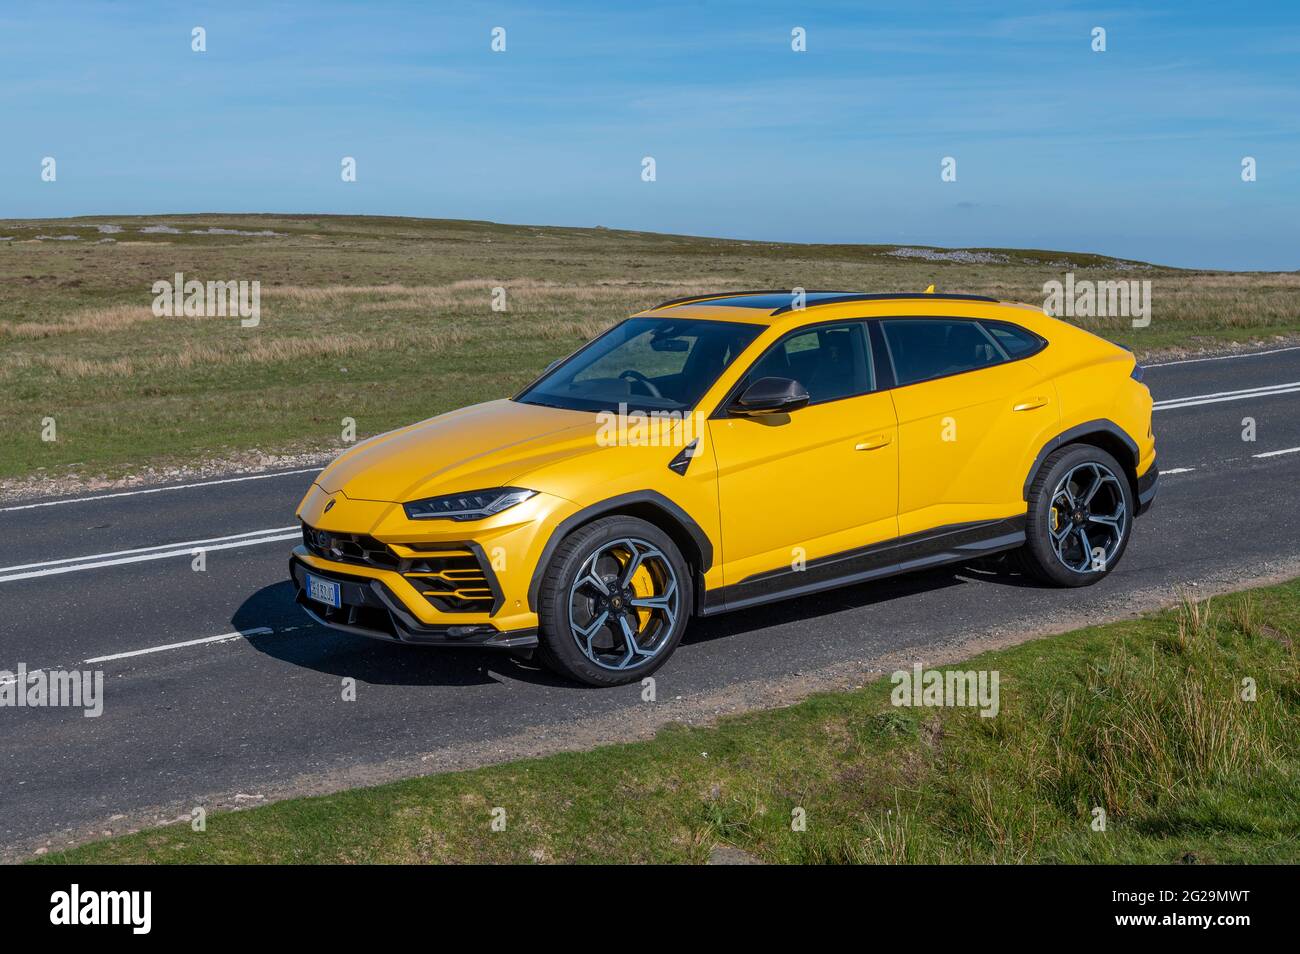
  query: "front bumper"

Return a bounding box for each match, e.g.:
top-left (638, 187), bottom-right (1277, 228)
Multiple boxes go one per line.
top-left (294, 484), bottom-right (572, 631)
top-left (1135, 460), bottom-right (1159, 516)
top-left (290, 556), bottom-right (538, 649)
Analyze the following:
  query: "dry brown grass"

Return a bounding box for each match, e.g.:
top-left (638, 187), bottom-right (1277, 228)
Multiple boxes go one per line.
top-left (268, 277), bottom-right (727, 309)
top-left (261, 283), bottom-right (430, 301)
top-left (4, 330), bottom-right (473, 380)
top-left (0, 304), bottom-right (158, 339)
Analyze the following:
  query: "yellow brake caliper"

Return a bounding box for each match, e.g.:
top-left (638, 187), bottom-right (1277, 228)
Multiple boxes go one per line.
top-left (630, 564), bottom-right (655, 632)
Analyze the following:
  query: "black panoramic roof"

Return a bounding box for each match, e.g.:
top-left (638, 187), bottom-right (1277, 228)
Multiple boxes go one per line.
top-left (653, 290), bottom-right (999, 314)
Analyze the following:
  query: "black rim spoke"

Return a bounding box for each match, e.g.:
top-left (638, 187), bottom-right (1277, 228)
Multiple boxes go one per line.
top-left (1048, 461), bottom-right (1127, 573)
top-left (567, 538), bottom-right (679, 671)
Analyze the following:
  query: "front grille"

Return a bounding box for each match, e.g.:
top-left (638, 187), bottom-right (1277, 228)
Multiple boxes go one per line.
top-left (301, 525), bottom-right (400, 569)
top-left (301, 524), bottom-right (499, 615)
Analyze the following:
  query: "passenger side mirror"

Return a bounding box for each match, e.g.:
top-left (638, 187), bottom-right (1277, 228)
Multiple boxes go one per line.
top-left (731, 376), bottom-right (810, 415)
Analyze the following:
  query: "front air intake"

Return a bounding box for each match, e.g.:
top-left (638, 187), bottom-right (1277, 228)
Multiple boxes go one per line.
top-left (301, 524), bottom-right (503, 615)
top-left (402, 550), bottom-right (497, 613)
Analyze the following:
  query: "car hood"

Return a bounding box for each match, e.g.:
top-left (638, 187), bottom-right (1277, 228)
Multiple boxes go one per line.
top-left (316, 399), bottom-right (599, 503)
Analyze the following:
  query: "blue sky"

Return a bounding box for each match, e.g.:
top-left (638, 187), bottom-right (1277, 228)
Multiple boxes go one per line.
top-left (2, 1), bottom-right (1297, 269)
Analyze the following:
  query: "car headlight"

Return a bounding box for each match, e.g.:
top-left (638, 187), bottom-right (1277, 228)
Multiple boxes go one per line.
top-left (402, 487), bottom-right (537, 521)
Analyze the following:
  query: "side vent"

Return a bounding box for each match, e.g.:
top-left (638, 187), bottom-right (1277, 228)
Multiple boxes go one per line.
top-left (667, 439), bottom-right (700, 477)
top-left (403, 550), bottom-right (496, 613)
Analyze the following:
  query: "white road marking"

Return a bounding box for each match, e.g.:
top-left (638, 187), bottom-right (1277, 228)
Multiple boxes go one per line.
top-left (2, 526), bottom-right (299, 573)
top-left (0, 669), bottom-right (41, 687)
top-left (1252, 446), bottom-right (1300, 459)
top-left (84, 627), bottom-right (275, 664)
top-left (2, 626), bottom-right (282, 683)
top-left (1144, 345), bottom-right (1300, 368)
top-left (1153, 380), bottom-right (1300, 411)
top-left (0, 529), bottom-right (300, 583)
top-left (0, 467), bottom-right (323, 513)
top-left (1162, 467), bottom-right (1195, 474)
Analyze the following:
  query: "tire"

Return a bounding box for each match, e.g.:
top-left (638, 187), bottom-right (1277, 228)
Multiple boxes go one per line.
top-left (535, 515), bottom-right (693, 686)
top-left (1018, 443), bottom-right (1134, 587)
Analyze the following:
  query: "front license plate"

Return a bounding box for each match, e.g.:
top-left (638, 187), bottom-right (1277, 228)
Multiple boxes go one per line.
top-left (306, 573), bottom-right (341, 609)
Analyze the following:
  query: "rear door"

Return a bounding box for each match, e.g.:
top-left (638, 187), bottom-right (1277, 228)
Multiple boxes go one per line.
top-left (877, 317), bottom-right (1059, 536)
top-left (708, 320), bottom-right (899, 596)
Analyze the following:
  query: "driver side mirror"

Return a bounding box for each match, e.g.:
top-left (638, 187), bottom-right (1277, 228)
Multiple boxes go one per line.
top-left (730, 376), bottom-right (810, 416)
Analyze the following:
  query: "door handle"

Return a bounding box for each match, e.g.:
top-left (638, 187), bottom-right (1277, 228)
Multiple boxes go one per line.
top-left (1012, 396), bottom-right (1049, 411)
top-left (855, 433), bottom-right (892, 451)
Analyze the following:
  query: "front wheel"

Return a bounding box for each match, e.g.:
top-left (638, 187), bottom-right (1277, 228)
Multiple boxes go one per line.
top-left (1018, 444), bottom-right (1134, 587)
top-left (536, 516), bottom-right (692, 686)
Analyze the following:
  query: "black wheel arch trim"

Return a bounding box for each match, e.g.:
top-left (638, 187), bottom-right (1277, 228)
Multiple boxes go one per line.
top-left (526, 490), bottom-right (713, 612)
top-left (1135, 460), bottom-right (1159, 515)
top-left (1022, 419), bottom-right (1141, 501)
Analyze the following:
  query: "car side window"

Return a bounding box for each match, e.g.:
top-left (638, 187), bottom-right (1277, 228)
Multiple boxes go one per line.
top-left (880, 318), bottom-right (1005, 387)
top-left (737, 321), bottom-right (873, 405)
top-left (980, 320), bottom-right (1044, 358)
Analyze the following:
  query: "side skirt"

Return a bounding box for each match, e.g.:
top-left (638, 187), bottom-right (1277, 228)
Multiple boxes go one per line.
top-left (698, 516), bottom-right (1026, 616)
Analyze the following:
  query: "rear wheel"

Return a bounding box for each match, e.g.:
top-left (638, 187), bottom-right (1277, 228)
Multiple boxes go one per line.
top-left (536, 516), bottom-right (692, 686)
top-left (1019, 444), bottom-right (1133, 587)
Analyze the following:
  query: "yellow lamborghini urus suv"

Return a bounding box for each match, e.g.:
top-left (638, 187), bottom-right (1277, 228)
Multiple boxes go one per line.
top-left (292, 291), bottom-right (1157, 685)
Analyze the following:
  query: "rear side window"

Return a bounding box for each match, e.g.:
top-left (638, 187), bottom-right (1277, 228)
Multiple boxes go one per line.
top-left (880, 318), bottom-right (1003, 387)
top-left (738, 321), bottom-right (873, 405)
top-left (980, 320), bottom-right (1044, 358)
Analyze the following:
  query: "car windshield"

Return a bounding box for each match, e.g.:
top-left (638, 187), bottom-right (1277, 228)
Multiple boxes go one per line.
top-left (515, 317), bottom-right (763, 414)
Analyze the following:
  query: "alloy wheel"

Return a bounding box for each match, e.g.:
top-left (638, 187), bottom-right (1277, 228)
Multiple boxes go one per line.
top-left (567, 537), bottom-right (680, 671)
top-left (1048, 461), bottom-right (1129, 573)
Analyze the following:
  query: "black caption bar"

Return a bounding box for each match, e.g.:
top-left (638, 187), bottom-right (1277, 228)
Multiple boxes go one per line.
top-left (0, 863), bottom-right (1279, 940)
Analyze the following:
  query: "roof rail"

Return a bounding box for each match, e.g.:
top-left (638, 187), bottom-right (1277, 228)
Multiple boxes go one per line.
top-left (769, 291), bottom-right (998, 315)
top-left (651, 290), bottom-right (1000, 313)
top-left (649, 289), bottom-right (824, 310)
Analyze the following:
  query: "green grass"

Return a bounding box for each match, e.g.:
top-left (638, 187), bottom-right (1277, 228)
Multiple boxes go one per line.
top-left (38, 579), bottom-right (1300, 864)
top-left (3, 213), bottom-right (1299, 482)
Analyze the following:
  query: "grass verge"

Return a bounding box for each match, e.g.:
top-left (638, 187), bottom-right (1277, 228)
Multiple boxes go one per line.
top-left (36, 579), bottom-right (1300, 864)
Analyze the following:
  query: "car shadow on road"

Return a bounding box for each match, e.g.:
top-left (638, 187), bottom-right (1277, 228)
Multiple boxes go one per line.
top-left (682, 567), bottom-right (964, 645)
top-left (232, 581), bottom-right (569, 689)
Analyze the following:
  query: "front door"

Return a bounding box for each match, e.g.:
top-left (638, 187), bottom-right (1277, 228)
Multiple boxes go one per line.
top-left (707, 321), bottom-right (899, 604)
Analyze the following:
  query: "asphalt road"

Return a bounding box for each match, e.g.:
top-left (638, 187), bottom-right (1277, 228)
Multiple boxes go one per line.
top-left (4, 345), bottom-right (1300, 858)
